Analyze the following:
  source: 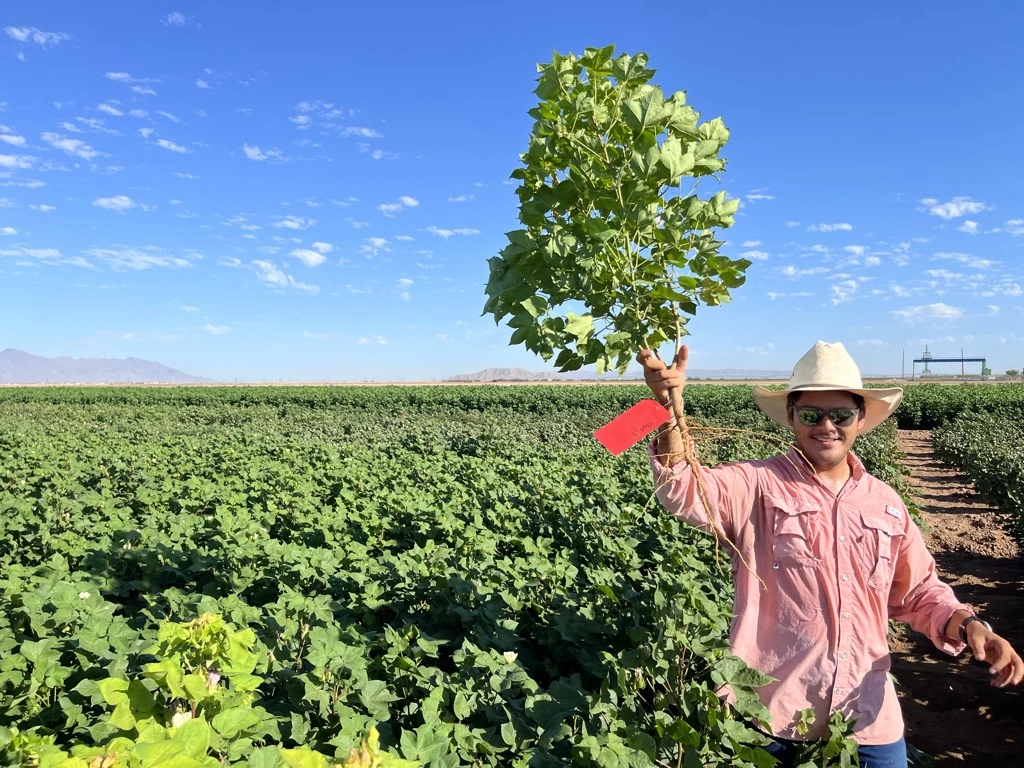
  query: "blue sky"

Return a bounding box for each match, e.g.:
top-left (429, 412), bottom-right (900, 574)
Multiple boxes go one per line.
top-left (1, 2), bottom-right (1023, 381)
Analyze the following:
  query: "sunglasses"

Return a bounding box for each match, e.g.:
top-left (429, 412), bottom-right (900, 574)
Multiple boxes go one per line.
top-left (793, 406), bottom-right (859, 428)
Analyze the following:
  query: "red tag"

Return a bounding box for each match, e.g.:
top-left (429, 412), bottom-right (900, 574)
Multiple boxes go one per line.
top-left (593, 399), bottom-right (672, 456)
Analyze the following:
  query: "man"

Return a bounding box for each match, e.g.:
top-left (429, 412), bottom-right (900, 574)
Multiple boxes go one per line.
top-left (637, 340), bottom-right (1023, 768)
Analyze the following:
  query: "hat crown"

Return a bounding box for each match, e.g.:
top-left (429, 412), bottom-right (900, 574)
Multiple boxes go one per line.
top-left (788, 340), bottom-right (863, 391)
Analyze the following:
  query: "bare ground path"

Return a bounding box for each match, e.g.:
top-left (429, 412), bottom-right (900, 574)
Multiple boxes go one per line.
top-left (890, 430), bottom-right (1023, 766)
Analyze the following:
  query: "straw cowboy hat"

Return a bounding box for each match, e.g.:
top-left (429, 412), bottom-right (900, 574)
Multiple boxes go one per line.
top-left (752, 341), bottom-right (903, 434)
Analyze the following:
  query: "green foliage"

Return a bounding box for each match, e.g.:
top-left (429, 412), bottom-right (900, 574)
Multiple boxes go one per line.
top-left (933, 412), bottom-right (1024, 541)
top-left (892, 383), bottom-right (1024, 429)
top-left (483, 46), bottom-right (749, 374)
top-left (0, 385), bottom-right (914, 765)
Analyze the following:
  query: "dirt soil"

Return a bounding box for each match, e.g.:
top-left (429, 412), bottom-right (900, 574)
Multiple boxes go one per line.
top-left (889, 430), bottom-right (1022, 766)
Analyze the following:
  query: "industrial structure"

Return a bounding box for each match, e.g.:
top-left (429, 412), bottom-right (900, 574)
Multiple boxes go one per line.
top-left (908, 345), bottom-right (991, 379)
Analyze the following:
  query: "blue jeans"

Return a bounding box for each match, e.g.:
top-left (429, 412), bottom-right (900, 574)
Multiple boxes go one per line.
top-left (763, 735), bottom-right (908, 768)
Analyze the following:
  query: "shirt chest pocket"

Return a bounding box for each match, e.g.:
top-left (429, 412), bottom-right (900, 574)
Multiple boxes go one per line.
top-left (858, 510), bottom-right (905, 593)
top-left (767, 495), bottom-right (823, 568)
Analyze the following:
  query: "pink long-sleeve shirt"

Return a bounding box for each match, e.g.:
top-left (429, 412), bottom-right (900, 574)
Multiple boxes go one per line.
top-left (651, 442), bottom-right (969, 745)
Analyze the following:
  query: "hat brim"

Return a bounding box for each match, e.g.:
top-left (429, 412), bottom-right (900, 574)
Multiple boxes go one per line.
top-left (752, 385), bottom-right (903, 433)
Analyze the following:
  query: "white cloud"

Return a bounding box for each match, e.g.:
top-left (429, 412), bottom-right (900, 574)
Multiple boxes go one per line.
top-left (131, 86), bottom-right (157, 96)
top-left (41, 132), bottom-right (101, 159)
top-left (341, 127), bottom-right (382, 138)
top-left (92, 195), bottom-right (137, 213)
top-left (74, 117), bottom-right (119, 135)
top-left (156, 111), bottom-right (180, 123)
top-left (397, 277), bottom-right (413, 287)
top-left (310, 241), bottom-right (333, 254)
top-left (957, 220), bottom-right (979, 235)
top-left (739, 250), bottom-right (769, 261)
top-left (781, 265), bottom-right (829, 277)
top-left (162, 11), bottom-right (187, 26)
top-left (154, 138), bottom-right (190, 154)
top-left (448, 194), bottom-right (474, 203)
top-left (84, 245), bottom-right (198, 270)
top-left (138, 127), bottom-right (155, 139)
top-left (106, 72), bottom-right (151, 84)
top-left (358, 336), bottom-right (388, 345)
top-left (204, 324), bottom-right (231, 335)
top-left (4, 26), bottom-right (71, 46)
top-left (180, 305), bottom-right (199, 312)
top-left (932, 252), bottom-right (994, 270)
top-left (784, 221), bottom-right (801, 228)
top-left (741, 240), bottom-right (761, 247)
top-left (843, 245), bottom-right (867, 257)
top-left (1, 226), bottom-right (16, 235)
top-left (195, 78), bottom-right (210, 89)
top-left (744, 193), bottom-right (774, 202)
top-left (30, 204), bottom-right (56, 212)
top-left (1004, 219), bottom-right (1024, 236)
top-left (830, 279), bottom-right (859, 305)
top-left (395, 235), bottom-right (414, 242)
top-left (129, 109), bottom-right (149, 118)
top-left (348, 220), bottom-right (370, 229)
top-left (808, 222), bottom-right (853, 232)
top-left (987, 305), bottom-right (1000, 315)
top-left (242, 143), bottom-right (286, 162)
top-left (97, 103), bottom-right (123, 117)
top-left (252, 260), bottom-right (319, 294)
top-left (0, 154), bottom-right (35, 169)
top-left (378, 196), bottom-right (419, 216)
top-left (864, 255), bottom-right (881, 267)
top-left (273, 215), bottom-right (315, 230)
top-left (0, 134), bottom-right (26, 146)
top-left (361, 237), bottom-right (390, 257)
top-left (427, 226), bottom-right (480, 239)
top-left (919, 196), bottom-right (991, 220)
top-left (173, 172), bottom-right (199, 180)
top-left (290, 248), bottom-right (327, 267)
top-left (219, 257), bottom-right (242, 268)
top-left (370, 149), bottom-right (397, 160)
top-left (891, 303), bottom-right (963, 322)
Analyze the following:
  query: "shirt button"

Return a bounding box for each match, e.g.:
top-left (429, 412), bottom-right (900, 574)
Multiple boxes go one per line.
top-left (839, 535), bottom-right (847, 542)
top-left (837, 688), bottom-right (845, 695)
top-left (773, 562), bottom-right (779, 570)
top-left (843, 612), bottom-right (850, 619)
top-left (841, 652), bottom-right (848, 659)
top-left (842, 574), bottom-right (849, 581)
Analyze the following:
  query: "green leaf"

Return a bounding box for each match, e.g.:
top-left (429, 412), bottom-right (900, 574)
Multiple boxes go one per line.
top-left (563, 313), bottom-right (593, 342)
top-left (109, 702), bottom-right (136, 731)
top-left (97, 678), bottom-right (130, 707)
top-left (211, 707), bottom-right (261, 739)
top-left (357, 680), bottom-right (397, 719)
top-left (174, 716), bottom-right (211, 758)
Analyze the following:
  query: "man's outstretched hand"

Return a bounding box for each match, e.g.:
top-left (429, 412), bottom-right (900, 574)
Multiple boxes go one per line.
top-left (637, 345), bottom-right (689, 404)
top-left (968, 624), bottom-right (1024, 688)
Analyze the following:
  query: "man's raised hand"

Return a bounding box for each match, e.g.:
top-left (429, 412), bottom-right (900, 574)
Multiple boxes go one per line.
top-left (636, 345), bottom-right (689, 404)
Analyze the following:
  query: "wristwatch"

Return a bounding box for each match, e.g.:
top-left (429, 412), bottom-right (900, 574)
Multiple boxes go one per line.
top-left (959, 615), bottom-right (993, 644)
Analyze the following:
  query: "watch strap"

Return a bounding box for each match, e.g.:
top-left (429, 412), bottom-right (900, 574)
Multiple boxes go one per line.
top-left (958, 615), bottom-right (992, 644)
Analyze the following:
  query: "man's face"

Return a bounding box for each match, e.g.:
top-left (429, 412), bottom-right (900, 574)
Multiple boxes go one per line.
top-left (786, 390), bottom-right (866, 473)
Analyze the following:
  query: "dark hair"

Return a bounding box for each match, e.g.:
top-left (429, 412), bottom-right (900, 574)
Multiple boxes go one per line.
top-left (787, 391), bottom-right (865, 411)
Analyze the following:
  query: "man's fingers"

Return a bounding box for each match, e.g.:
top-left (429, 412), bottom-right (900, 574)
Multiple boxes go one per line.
top-left (671, 344), bottom-right (690, 371)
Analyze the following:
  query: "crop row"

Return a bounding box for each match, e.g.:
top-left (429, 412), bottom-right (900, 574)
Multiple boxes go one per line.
top-left (933, 413), bottom-right (1024, 542)
top-left (3, 381), bottom-right (1023, 429)
top-left (0, 389), bottom-right (908, 766)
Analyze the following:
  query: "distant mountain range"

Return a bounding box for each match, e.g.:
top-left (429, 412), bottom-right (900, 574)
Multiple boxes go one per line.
top-left (0, 349), bottom-right (209, 384)
top-left (447, 367), bottom-right (793, 382)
